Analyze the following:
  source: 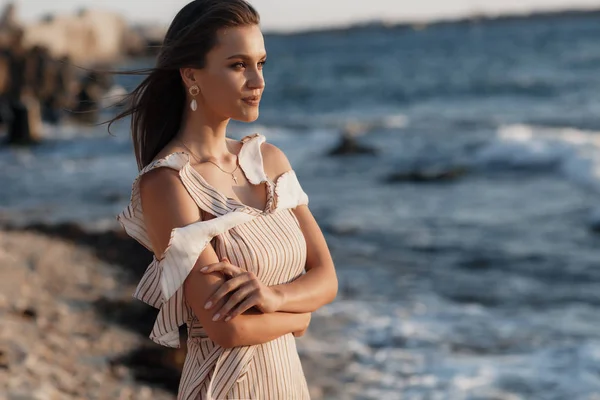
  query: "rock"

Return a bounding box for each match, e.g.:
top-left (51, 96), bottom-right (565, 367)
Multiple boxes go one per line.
top-left (0, 5), bottom-right (150, 134)
top-left (0, 29), bottom-right (71, 143)
top-left (21, 9), bottom-right (144, 65)
top-left (386, 152), bottom-right (469, 183)
top-left (1, 341), bottom-right (27, 368)
top-left (68, 70), bottom-right (113, 124)
top-left (327, 123), bottom-right (378, 156)
top-left (118, 387), bottom-right (135, 400)
top-left (0, 228), bottom-right (174, 399)
top-left (386, 165), bottom-right (468, 183)
top-left (19, 307), bottom-right (36, 320)
top-left (3, 96), bottom-right (43, 145)
top-left (588, 208), bottom-right (600, 233)
top-left (0, 3), bottom-right (20, 32)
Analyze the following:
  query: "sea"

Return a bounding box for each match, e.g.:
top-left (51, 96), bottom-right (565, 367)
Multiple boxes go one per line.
top-left (2, 12), bottom-right (600, 400)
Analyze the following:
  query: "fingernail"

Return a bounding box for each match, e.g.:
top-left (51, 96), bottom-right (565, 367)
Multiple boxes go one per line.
top-left (212, 313), bottom-right (220, 321)
top-left (200, 266), bottom-right (208, 272)
top-left (225, 316), bottom-right (231, 322)
top-left (204, 301), bottom-right (212, 309)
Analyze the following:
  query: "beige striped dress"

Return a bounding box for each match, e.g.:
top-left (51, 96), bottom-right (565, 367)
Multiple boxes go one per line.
top-left (117, 133), bottom-right (311, 399)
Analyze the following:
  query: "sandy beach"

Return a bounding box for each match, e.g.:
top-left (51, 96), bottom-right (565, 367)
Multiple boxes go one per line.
top-left (0, 225), bottom-right (175, 399)
top-left (0, 224), bottom-right (357, 399)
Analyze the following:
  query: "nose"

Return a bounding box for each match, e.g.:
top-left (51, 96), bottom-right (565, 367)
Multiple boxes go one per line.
top-left (247, 69), bottom-right (265, 91)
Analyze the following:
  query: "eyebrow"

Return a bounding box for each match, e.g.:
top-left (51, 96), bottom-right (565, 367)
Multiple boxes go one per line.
top-left (226, 54), bottom-right (267, 60)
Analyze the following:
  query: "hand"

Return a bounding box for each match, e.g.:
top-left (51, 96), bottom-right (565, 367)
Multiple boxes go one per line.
top-left (293, 313), bottom-right (311, 337)
top-left (200, 257), bottom-right (284, 322)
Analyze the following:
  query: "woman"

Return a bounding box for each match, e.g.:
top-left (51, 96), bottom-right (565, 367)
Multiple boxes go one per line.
top-left (110, 1), bottom-right (338, 398)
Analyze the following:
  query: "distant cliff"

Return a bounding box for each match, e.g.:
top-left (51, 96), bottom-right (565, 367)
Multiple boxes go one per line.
top-left (0, 4), bottom-right (167, 65)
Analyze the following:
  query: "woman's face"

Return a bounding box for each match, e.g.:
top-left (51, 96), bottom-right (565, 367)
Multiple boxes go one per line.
top-left (194, 24), bottom-right (266, 123)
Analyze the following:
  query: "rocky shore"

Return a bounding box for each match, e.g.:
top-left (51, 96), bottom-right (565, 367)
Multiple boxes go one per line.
top-left (0, 226), bottom-right (174, 399)
top-left (0, 223), bottom-right (351, 399)
top-left (3, 3), bottom-right (165, 65)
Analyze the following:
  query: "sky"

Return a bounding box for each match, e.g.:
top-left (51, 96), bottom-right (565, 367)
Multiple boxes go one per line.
top-left (7, 0), bottom-right (600, 32)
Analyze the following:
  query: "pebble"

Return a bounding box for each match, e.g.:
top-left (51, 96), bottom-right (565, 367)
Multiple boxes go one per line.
top-left (0, 229), bottom-right (174, 400)
top-left (1, 227), bottom-right (352, 399)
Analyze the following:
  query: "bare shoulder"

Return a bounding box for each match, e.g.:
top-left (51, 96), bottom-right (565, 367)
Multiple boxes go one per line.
top-left (260, 140), bottom-right (293, 180)
top-left (139, 164), bottom-right (182, 196)
top-left (138, 163), bottom-right (200, 259)
top-left (139, 162), bottom-right (196, 215)
top-left (141, 141), bottom-right (188, 193)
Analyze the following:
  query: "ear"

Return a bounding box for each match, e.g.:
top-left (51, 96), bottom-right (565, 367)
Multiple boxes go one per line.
top-left (179, 67), bottom-right (198, 90)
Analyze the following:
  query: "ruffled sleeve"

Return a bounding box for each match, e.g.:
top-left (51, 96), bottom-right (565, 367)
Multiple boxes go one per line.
top-left (132, 212), bottom-right (254, 347)
top-left (238, 133), bottom-right (309, 212)
top-left (116, 153), bottom-right (255, 347)
top-left (274, 169), bottom-right (309, 211)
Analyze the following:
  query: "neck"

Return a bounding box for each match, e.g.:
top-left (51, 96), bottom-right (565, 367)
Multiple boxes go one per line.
top-left (175, 103), bottom-right (234, 163)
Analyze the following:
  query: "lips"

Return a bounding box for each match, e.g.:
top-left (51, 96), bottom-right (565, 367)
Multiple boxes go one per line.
top-left (242, 95), bottom-right (261, 106)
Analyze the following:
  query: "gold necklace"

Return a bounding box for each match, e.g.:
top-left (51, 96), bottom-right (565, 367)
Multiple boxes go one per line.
top-left (178, 138), bottom-right (240, 184)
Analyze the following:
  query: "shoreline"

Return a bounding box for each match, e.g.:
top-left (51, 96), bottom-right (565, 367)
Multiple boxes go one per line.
top-left (0, 222), bottom-right (342, 398)
top-left (0, 223), bottom-right (177, 398)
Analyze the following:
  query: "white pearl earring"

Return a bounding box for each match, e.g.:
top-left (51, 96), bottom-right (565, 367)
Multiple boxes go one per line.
top-left (189, 85), bottom-right (200, 111)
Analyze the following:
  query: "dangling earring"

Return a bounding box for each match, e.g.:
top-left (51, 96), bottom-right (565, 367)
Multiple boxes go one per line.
top-left (189, 85), bottom-right (200, 111)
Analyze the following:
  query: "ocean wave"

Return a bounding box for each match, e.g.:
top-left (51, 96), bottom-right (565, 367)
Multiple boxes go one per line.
top-left (473, 124), bottom-right (600, 190)
top-left (302, 296), bottom-right (600, 398)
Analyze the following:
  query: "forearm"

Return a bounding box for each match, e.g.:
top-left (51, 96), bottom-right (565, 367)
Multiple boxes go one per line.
top-left (272, 265), bottom-right (338, 313)
top-left (228, 309), bottom-right (310, 347)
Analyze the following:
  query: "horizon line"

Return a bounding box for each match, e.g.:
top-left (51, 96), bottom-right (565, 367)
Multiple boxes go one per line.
top-left (17, 4), bottom-right (600, 35)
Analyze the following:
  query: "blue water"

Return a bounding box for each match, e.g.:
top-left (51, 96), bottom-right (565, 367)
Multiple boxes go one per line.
top-left (3, 14), bottom-right (600, 399)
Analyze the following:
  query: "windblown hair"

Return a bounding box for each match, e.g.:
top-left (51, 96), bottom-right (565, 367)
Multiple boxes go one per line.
top-left (106, 0), bottom-right (260, 170)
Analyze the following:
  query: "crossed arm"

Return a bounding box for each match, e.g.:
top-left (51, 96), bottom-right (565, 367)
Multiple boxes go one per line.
top-left (199, 143), bottom-right (338, 317)
top-left (200, 203), bottom-right (338, 317)
top-left (273, 203), bottom-right (338, 313)
top-left (140, 161), bottom-right (337, 349)
top-left (257, 142), bottom-right (338, 312)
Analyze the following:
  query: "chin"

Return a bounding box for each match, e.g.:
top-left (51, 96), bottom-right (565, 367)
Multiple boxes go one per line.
top-left (235, 110), bottom-right (260, 123)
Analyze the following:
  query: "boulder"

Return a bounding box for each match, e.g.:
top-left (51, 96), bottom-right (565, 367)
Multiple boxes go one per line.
top-left (21, 9), bottom-right (144, 65)
top-left (387, 167), bottom-right (467, 183)
top-left (327, 123), bottom-right (378, 156)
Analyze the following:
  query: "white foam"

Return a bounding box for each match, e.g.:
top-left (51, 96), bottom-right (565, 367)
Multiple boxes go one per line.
top-left (381, 113), bottom-right (409, 129)
top-left (299, 294), bottom-right (600, 398)
top-left (474, 124), bottom-right (600, 190)
top-left (100, 84), bottom-right (128, 109)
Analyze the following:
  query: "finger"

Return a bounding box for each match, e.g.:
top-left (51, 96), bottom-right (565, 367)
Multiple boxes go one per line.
top-left (213, 285), bottom-right (256, 321)
top-left (204, 274), bottom-right (252, 310)
top-left (199, 260), bottom-right (233, 274)
top-left (217, 258), bottom-right (239, 276)
top-left (200, 261), bottom-right (241, 277)
top-left (224, 294), bottom-right (261, 322)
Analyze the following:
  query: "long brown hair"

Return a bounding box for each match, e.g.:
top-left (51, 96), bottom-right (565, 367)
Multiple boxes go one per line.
top-left (107, 0), bottom-right (260, 170)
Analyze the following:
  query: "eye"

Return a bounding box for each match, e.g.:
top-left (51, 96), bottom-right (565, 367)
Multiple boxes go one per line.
top-left (230, 60), bottom-right (267, 70)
